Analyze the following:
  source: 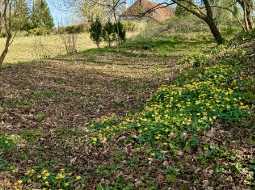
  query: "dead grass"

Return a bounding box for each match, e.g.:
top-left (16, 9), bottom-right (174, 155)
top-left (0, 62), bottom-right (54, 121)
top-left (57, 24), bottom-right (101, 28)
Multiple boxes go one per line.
top-left (0, 33), bottom-right (95, 64)
top-left (0, 32), bottom-right (139, 64)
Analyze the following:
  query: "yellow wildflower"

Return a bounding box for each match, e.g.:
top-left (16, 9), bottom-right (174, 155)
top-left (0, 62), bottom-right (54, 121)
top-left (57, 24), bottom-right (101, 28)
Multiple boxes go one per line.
top-left (56, 173), bottom-right (65, 180)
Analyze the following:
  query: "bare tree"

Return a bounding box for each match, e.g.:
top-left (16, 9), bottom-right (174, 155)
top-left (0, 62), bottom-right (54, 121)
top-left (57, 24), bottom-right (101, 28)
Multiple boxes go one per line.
top-left (138, 0), bottom-right (225, 44)
top-left (0, 0), bottom-right (16, 69)
top-left (60, 33), bottom-right (78, 54)
top-left (236, 0), bottom-right (254, 31)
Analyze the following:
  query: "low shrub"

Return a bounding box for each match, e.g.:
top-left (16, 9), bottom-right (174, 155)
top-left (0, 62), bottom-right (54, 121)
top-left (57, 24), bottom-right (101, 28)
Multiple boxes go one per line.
top-left (102, 21), bottom-right (117, 47)
top-left (64, 24), bottom-right (84, 34)
top-left (167, 16), bottom-right (208, 33)
top-left (29, 27), bottom-right (51, 36)
top-left (178, 53), bottom-right (210, 68)
top-left (178, 43), bottom-right (247, 68)
top-left (115, 21), bottom-right (126, 43)
top-left (89, 19), bottom-right (126, 48)
top-left (89, 18), bottom-right (103, 48)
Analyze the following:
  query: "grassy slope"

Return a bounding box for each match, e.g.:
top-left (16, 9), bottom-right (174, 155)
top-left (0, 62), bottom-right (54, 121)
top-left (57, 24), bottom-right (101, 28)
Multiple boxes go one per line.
top-left (0, 31), bottom-right (254, 189)
top-left (0, 33), bottom-right (94, 64)
top-left (0, 32), bottom-right (139, 64)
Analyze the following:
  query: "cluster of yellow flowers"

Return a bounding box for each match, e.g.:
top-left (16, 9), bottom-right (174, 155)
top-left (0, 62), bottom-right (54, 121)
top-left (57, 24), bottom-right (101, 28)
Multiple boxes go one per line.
top-left (89, 61), bottom-right (250, 152)
top-left (18, 168), bottom-right (82, 189)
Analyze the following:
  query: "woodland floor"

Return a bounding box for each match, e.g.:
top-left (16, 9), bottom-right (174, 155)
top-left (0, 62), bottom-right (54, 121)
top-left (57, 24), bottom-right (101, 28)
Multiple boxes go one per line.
top-left (0, 46), bottom-right (179, 188)
top-left (0, 51), bottom-right (177, 130)
top-left (0, 35), bottom-right (254, 189)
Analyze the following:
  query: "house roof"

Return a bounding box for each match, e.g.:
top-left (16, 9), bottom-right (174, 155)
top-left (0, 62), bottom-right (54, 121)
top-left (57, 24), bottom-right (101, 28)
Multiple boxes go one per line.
top-left (121, 0), bottom-right (174, 22)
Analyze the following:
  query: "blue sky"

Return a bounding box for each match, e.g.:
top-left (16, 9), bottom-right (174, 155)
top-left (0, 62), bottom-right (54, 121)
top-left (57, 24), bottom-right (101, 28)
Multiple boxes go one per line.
top-left (46, 0), bottom-right (82, 26)
top-left (46, 0), bottom-right (165, 26)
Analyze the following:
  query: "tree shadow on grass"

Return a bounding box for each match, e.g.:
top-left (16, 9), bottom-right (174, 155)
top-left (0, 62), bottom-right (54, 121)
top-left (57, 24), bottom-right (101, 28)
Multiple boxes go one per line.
top-left (0, 58), bottom-right (173, 131)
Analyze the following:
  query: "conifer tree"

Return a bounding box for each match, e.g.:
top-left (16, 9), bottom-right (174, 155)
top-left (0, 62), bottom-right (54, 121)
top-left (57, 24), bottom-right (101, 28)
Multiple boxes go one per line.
top-left (103, 21), bottom-right (116, 47)
top-left (31, 0), bottom-right (54, 29)
top-left (89, 17), bottom-right (103, 48)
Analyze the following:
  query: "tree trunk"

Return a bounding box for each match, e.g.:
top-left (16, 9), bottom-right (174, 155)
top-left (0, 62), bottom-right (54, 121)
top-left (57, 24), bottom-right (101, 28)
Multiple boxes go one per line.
top-left (113, 10), bottom-right (120, 46)
top-left (243, 7), bottom-right (250, 31)
top-left (108, 39), bottom-right (111, 48)
top-left (204, 17), bottom-right (224, 44)
top-left (247, 17), bottom-right (253, 30)
top-left (237, 0), bottom-right (254, 31)
top-left (0, 34), bottom-right (12, 70)
top-left (203, 0), bottom-right (224, 44)
top-left (246, 9), bottom-right (253, 30)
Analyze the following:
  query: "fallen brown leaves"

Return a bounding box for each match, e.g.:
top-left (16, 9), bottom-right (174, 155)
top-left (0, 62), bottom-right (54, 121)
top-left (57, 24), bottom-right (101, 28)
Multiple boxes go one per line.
top-left (0, 53), bottom-right (175, 132)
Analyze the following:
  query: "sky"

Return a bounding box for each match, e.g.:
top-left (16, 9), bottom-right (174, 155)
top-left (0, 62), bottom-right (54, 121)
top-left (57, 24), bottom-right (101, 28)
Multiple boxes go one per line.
top-left (46, 0), bottom-right (82, 26)
top-left (45, 0), bottom-right (165, 26)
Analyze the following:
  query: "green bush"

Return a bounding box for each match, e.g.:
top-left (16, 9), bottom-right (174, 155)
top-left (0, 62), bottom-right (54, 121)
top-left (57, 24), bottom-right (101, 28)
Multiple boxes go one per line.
top-left (103, 21), bottom-right (116, 47)
top-left (115, 21), bottom-right (126, 43)
top-left (65, 25), bottom-right (84, 34)
top-left (29, 27), bottom-right (51, 36)
top-left (55, 24), bottom-right (87, 35)
top-left (102, 21), bottom-right (126, 47)
top-left (89, 19), bottom-right (126, 48)
top-left (89, 18), bottom-right (103, 48)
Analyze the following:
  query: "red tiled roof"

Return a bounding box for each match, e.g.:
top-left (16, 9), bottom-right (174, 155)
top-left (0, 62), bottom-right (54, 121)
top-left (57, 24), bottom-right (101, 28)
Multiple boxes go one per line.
top-left (122, 0), bottom-right (174, 22)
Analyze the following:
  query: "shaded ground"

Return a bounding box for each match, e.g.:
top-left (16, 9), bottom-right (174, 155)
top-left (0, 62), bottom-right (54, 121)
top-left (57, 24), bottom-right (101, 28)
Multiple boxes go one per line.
top-left (0, 39), bottom-right (183, 189)
top-left (0, 52), bottom-right (177, 131)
